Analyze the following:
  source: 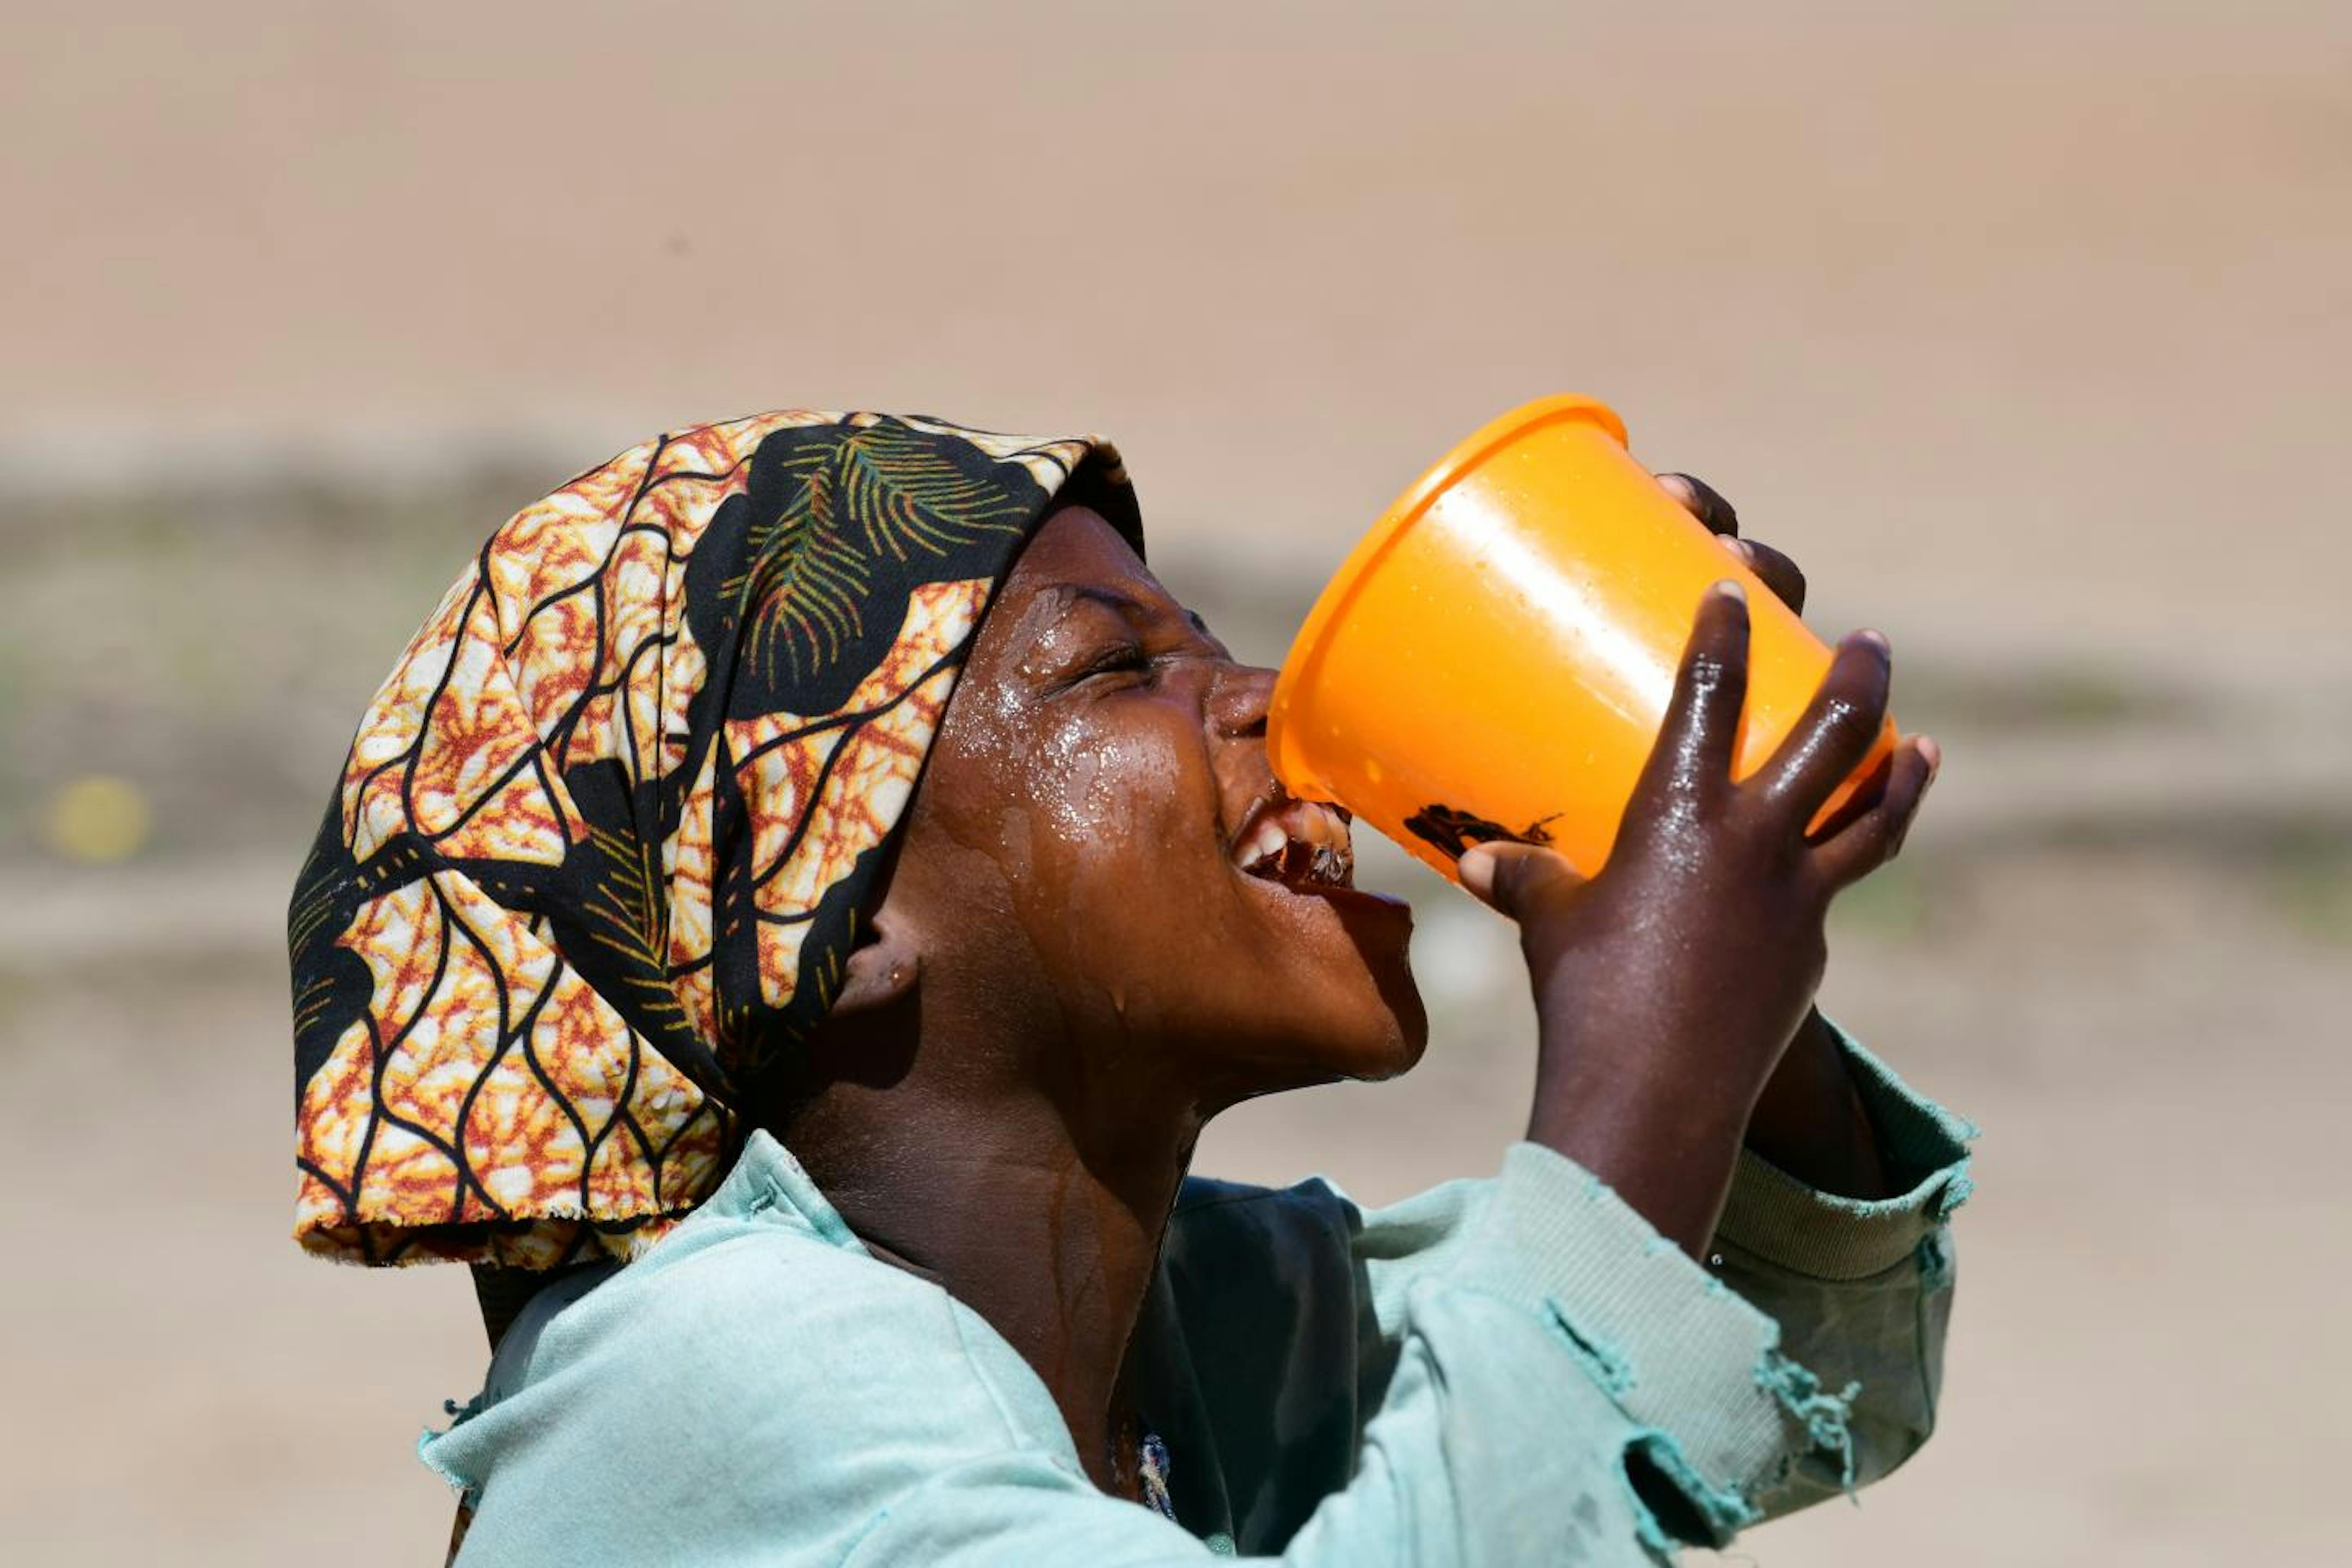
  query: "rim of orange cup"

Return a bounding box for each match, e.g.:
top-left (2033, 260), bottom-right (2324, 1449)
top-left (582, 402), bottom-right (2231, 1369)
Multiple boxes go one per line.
top-left (1270, 394), bottom-right (1632, 799)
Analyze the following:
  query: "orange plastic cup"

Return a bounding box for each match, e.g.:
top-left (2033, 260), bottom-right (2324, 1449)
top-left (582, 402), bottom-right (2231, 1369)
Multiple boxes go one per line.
top-left (1269, 395), bottom-right (1897, 883)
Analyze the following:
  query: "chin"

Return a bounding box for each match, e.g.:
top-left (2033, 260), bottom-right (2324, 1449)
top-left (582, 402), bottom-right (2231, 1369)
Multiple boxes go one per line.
top-left (1342, 997), bottom-right (1431, 1083)
top-left (1331, 928), bottom-right (1428, 1082)
top-left (1235, 987), bottom-right (1430, 1099)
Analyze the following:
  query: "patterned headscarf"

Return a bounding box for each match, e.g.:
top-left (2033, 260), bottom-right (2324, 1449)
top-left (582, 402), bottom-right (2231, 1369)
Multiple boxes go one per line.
top-left (289, 412), bottom-right (1138, 1269)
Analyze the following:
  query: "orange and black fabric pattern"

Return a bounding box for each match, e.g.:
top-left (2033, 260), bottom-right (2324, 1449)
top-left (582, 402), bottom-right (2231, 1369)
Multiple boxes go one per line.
top-left (289, 412), bottom-right (1137, 1268)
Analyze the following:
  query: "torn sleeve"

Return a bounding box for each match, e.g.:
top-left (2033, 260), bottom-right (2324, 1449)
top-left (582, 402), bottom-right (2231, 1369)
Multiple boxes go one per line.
top-left (1435, 1141), bottom-right (1860, 1551)
top-left (1336, 1023), bottom-right (1975, 1553)
top-left (1707, 1018), bottom-right (1977, 1518)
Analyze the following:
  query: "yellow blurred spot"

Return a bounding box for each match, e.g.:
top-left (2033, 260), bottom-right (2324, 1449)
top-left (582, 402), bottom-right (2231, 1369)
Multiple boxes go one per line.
top-left (43, 774), bottom-right (154, 864)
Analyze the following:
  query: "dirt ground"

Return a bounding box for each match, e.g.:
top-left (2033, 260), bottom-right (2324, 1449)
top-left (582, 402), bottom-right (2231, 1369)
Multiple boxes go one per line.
top-left (3, 5), bottom-right (2347, 1563)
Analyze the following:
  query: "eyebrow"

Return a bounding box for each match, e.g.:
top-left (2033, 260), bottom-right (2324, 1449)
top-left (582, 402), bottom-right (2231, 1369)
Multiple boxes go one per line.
top-left (1052, 584), bottom-right (1149, 618)
top-left (1038, 583), bottom-right (1215, 640)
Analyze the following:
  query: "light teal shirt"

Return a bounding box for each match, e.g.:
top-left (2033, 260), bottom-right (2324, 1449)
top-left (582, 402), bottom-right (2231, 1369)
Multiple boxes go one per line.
top-left (424, 1028), bottom-right (1973, 1564)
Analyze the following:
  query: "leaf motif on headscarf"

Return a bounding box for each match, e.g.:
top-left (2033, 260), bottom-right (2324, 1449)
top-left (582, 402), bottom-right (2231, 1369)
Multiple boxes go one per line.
top-left (733, 421), bottom-right (1030, 686)
top-left (574, 818), bottom-right (684, 1034)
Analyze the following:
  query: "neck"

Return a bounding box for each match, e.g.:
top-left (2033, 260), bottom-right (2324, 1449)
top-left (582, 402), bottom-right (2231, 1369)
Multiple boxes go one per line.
top-left (785, 1068), bottom-right (1199, 1495)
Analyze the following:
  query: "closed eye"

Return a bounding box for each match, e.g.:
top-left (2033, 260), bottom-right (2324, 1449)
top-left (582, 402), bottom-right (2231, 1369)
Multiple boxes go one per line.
top-left (1079, 643), bottom-right (1152, 681)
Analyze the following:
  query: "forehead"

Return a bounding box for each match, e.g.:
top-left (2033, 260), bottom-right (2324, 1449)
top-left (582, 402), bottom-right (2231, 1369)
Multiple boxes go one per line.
top-left (991, 506), bottom-right (1190, 637)
top-left (1005, 505), bottom-right (1152, 592)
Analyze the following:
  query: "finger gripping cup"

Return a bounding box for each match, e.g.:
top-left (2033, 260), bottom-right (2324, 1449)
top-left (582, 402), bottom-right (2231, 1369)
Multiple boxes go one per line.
top-left (1268, 395), bottom-right (1897, 884)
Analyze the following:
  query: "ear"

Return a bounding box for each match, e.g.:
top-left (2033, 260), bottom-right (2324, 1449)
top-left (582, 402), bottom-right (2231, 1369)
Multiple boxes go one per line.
top-left (828, 909), bottom-right (923, 1021)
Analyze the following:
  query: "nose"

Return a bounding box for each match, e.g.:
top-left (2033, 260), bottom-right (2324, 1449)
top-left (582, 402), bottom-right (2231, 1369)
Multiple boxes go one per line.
top-left (1209, 661), bottom-right (1275, 741)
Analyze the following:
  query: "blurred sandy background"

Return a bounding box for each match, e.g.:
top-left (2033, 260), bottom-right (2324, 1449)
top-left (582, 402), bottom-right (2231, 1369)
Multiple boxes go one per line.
top-left (4, 3), bottom-right (2347, 1563)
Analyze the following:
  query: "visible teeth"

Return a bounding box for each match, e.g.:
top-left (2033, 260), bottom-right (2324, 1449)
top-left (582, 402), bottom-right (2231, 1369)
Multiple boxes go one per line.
top-left (1234, 798), bottom-right (1356, 887)
top-left (1288, 802), bottom-right (1351, 856)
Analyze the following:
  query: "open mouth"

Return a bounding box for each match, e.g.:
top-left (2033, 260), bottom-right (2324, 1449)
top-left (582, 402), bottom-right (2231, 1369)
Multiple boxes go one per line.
top-left (1232, 797), bottom-right (1356, 892)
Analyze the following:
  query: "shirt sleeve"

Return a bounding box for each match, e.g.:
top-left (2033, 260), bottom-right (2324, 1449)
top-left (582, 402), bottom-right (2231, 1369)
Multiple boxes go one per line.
top-left (844, 1087), bottom-right (1976, 1568)
top-left (1706, 1021), bottom-right (1976, 1517)
top-left (837, 1288), bottom-right (1700, 1566)
top-left (428, 1192), bottom-right (1753, 1566)
top-left (426, 1029), bottom-right (1970, 1566)
top-left (1343, 1019), bottom-right (1976, 1546)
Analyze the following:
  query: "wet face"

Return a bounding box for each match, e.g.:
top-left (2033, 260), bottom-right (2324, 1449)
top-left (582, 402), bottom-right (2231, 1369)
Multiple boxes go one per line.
top-left (876, 505), bottom-right (1426, 1111)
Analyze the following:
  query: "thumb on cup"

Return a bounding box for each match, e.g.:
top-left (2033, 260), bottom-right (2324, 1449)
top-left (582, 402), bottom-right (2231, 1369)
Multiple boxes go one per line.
top-left (1456, 841), bottom-right (1585, 919)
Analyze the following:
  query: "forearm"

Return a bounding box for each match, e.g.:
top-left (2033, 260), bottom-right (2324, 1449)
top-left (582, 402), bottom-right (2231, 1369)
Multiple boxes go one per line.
top-left (1741, 1007), bottom-right (1892, 1200)
top-left (1524, 1045), bottom-right (1758, 1260)
top-left (1522, 1004), bottom-right (1890, 1255)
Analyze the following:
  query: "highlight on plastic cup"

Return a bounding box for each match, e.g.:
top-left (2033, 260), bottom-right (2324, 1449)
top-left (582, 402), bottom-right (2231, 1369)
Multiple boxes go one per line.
top-left (1267, 395), bottom-right (1898, 884)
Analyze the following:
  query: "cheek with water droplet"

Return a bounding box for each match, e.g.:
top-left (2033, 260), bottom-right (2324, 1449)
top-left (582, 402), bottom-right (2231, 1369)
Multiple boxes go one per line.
top-left (994, 804), bottom-right (1032, 872)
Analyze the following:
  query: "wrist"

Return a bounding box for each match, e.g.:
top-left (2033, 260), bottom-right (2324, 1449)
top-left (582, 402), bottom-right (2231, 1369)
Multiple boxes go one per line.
top-left (1525, 1047), bottom-right (1761, 1255)
top-left (1526, 1009), bottom-right (1778, 1149)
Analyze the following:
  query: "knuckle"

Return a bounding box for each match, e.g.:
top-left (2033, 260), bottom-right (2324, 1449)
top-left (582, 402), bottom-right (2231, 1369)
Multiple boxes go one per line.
top-left (1493, 855), bottom-right (1530, 903)
top-left (1886, 806), bottom-right (1919, 862)
top-left (1820, 695), bottom-right (1874, 734)
top-left (1683, 653), bottom-right (1731, 690)
top-left (1494, 852), bottom-right (1552, 908)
